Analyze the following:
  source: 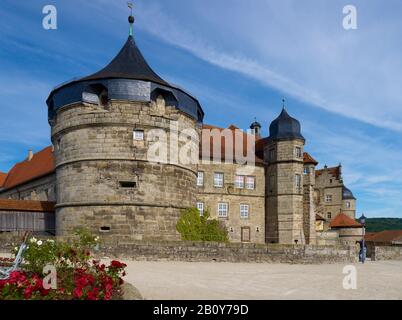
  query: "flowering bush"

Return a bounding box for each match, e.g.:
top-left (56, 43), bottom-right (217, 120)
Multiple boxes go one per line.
top-left (0, 229), bottom-right (127, 300)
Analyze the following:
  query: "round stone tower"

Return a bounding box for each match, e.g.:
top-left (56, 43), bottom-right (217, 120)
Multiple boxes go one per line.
top-left (46, 16), bottom-right (204, 241)
top-left (264, 105), bottom-right (305, 244)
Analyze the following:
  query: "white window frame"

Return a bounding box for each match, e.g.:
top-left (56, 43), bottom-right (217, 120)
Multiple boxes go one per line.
top-left (196, 202), bottom-right (204, 216)
top-left (197, 172), bottom-right (204, 187)
top-left (304, 167), bottom-right (309, 175)
top-left (346, 201), bottom-right (351, 208)
top-left (234, 175), bottom-right (245, 189)
top-left (325, 194), bottom-right (332, 203)
top-left (214, 172), bottom-right (224, 188)
top-left (218, 203), bottom-right (228, 218)
top-left (246, 176), bottom-right (255, 190)
top-left (295, 174), bottom-right (302, 188)
top-left (133, 130), bottom-right (144, 141)
top-left (295, 146), bottom-right (302, 158)
top-left (240, 204), bottom-right (249, 219)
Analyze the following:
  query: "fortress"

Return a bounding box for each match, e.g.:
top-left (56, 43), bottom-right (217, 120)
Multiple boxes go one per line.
top-left (0, 15), bottom-right (360, 245)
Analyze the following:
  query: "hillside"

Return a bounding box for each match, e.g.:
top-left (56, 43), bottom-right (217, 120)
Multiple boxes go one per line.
top-left (365, 218), bottom-right (402, 232)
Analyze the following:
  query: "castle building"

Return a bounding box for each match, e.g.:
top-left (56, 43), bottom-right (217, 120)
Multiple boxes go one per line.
top-left (0, 16), bottom-right (359, 244)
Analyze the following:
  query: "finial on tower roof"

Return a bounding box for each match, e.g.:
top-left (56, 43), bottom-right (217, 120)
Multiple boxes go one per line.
top-left (282, 98), bottom-right (286, 109)
top-left (127, 2), bottom-right (135, 37)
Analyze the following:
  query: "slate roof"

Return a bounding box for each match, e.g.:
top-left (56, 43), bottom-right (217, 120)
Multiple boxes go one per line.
top-left (269, 108), bottom-right (304, 141)
top-left (80, 36), bottom-right (169, 86)
top-left (342, 186), bottom-right (356, 200)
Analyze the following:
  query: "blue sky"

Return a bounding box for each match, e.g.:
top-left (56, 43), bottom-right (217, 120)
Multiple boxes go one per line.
top-left (1, 0), bottom-right (402, 218)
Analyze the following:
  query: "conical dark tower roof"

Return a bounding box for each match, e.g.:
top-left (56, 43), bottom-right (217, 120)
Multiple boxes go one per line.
top-left (269, 108), bottom-right (304, 141)
top-left (46, 13), bottom-right (204, 123)
top-left (81, 35), bottom-right (169, 86)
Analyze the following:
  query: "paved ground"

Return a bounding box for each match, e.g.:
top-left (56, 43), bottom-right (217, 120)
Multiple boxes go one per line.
top-left (119, 260), bottom-right (402, 300)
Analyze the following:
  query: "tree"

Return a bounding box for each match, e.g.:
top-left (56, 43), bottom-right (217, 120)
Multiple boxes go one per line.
top-left (176, 208), bottom-right (229, 242)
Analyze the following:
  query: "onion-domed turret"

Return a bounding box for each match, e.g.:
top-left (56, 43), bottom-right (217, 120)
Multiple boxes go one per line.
top-left (342, 186), bottom-right (356, 200)
top-left (250, 118), bottom-right (262, 136)
top-left (269, 107), bottom-right (304, 141)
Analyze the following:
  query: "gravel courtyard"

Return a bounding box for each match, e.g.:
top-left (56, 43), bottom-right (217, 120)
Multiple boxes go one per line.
top-left (121, 260), bottom-right (402, 300)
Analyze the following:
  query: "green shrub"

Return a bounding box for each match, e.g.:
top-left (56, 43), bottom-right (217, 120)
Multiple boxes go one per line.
top-left (176, 208), bottom-right (229, 242)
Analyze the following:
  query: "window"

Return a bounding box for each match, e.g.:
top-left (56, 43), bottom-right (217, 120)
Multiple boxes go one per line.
top-left (133, 130), bottom-right (144, 141)
top-left (304, 167), bottom-right (309, 175)
top-left (269, 148), bottom-right (275, 161)
top-left (330, 179), bottom-right (333, 184)
top-left (240, 204), bottom-right (249, 219)
top-left (246, 176), bottom-right (255, 190)
top-left (214, 173), bottom-right (224, 188)
top-left (346, 201), bottom-right (351, 208)
top-left (241, 227), bottom-right (251, 242)
top-left (327, 212), bottom-right (332, 219)
top-left (295, 174), bottom-right (302, 188)
top-left (197, 172), bottom-right (204, 186)
top-left (325, 194), bottom-right (332, 203)
top-left (196, 202), bottom-right (204, 216)
top-left (218, 203), bottom-right (228, 218)
top-left (235, 175), bottom-right (245, 189)
top-left (295, 146), bottom-right (302, 158)
top-left (120, 181), bottom-right (137, 188)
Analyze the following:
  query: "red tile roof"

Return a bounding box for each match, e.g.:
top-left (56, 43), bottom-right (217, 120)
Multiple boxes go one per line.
top-left (364, 230), bottom-right (402, 243)
top-left (316, 165), bottom-right (341, 180)
top-left (0, 199), bottom-right (55, 213)
top-left (330, 214), bottom-right (362, 228)
top-left (0, 172), bottom-right (7, 187)
top-left (303, 152), bottom-right (318, 165)
top-left (201, 124), bottom-right (264, 164)
top-left (2, 147), bottom-right (55, 190)
top-left (1, 125), bottom-right (322, 188)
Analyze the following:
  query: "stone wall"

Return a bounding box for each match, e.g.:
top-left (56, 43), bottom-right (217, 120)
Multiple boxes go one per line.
top-left (0, 174), bottom-right (56, 202)
top-left (265, 139), bottom-right (305, 244)
top-left (51, 96), bottom-right (198, 240)
top-left (0, 233), bottom-right (358, 264)
top-left (371, 245), bottom-right (402, 261)
top-left (196, 162), bottom-right (265, 244)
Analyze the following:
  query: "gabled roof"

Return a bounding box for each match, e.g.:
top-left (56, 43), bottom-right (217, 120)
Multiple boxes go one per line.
top-left (0, 199), bottom-right (55, 213)
top-left (303, 152), bottom-right (318, 166)
top-left (316, 165), bottom-right (341, 180)
top-left (2, 147), bottom-right (55, 190)
top-left (201, 124), bottom-right (264, 164)
top-left (365, 230), bottom-right (402, 243)
top-left (81, 36), bottom-right (169, 86)
top-left (316, 214), bottom-right (326, 221)
top-left (330, 213), bottom-right (362, 229)
top-left (0, 172), bottom-right (7, 187)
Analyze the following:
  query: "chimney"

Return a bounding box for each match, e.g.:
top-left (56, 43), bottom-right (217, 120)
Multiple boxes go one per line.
top-left (28, 150), bottom-right (34, 161)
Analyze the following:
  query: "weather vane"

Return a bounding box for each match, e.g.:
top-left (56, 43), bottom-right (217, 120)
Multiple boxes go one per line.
top-left (127, 2), bottom-right (134, 36)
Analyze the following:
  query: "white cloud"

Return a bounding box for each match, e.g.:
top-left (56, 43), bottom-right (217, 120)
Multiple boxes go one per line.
top-left (135, 0), bottom-right (402, 132)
